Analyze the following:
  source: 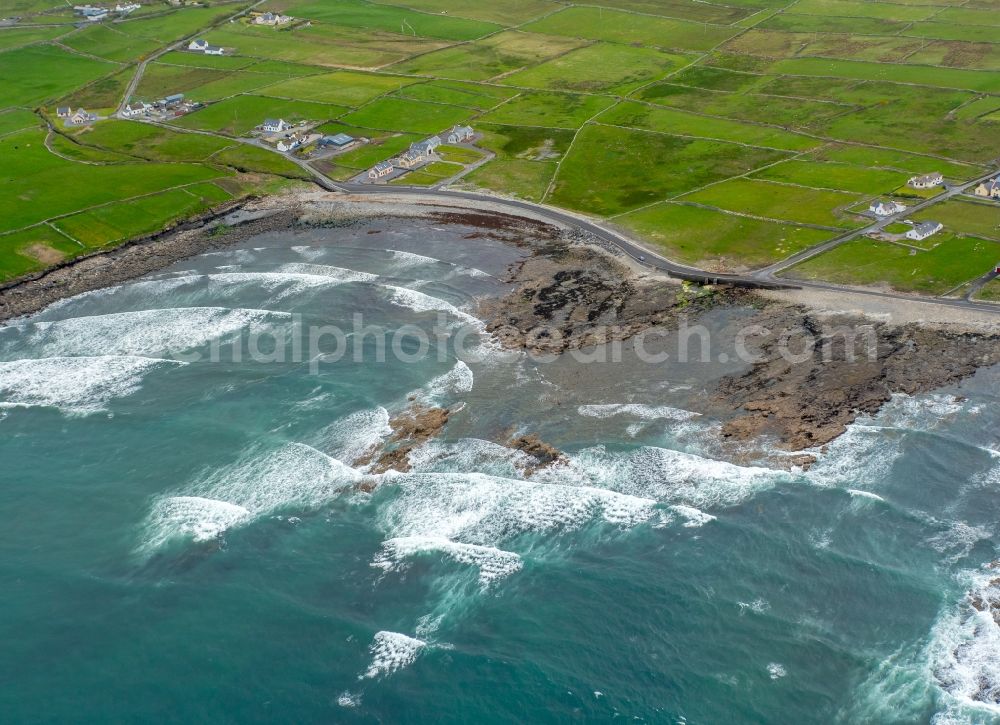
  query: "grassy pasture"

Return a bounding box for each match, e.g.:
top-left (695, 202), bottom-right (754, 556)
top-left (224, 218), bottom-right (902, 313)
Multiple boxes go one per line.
top-left (258, 71), bottom-right (414, 106)
top-left (811, 145), bottom-right (983, 181)
top-left (477, 92), bottom-right (617, 129)
top-left (785, 235), bottom-right (1000, 294)
top-left (53, 184), bottom-right (231, 247)
top-left (134, 63), bottom-right (228, 102)
top-left (279, 0), bottom-right (502, 40)
top-left (975, 279), bottom-right (1000, 302)
top-left (392, 80), bottom-right (517, 110)
top-left (679, 178), bottom-right (863, 228)
top-left (62, 24), bottom-right (161, 63)
top-left (474, 124), bottom-right (576, 161)
top-left (500, 44), bottom-right (689, 95)
top-left (0, 109), bottom-right (42, 136)
top-left (902, 22), bottom-right (1000, 45)
top-left (789, 0), bottom-right (939, 22)
top-left (548, 124), bottom-right (790, 215)
top-left (759, 13), bottom-right (904, 35)
top-left (0, 45), bottom-right (117, 108)
top-left (183, 72), bottom-right (296, 103)
top-left (954, 96), bottom-right (1000, 120)
top-left (339, 97), bottom-right (472, 134)
top-left (796, 35), bottom-right (927, 64)
top-left (0, 128), bottom-right (225, 233)
top-left (615, 202), bottom-right (833, 269)
top-left (213, 144), bottom-right (311, 177)
top-left (749, 160), bottom-right (909, 195)
top-left (0, 225), bottom-right (83, 281)
top-left (904, 42), bottom-right (1000, 72)
top-left (522, 7), bottom-right (738, 51)
top-left (664, 66), bottom-right (765, 92)
top-left (119, 6), bottom-right (249, 42)
top-left (46, 132), bottom-right (137, 163)
top-left (460, 158), bottom-right (556, 201)
top-left (366, 0), bottom-right (559, 24)
top-left (155, 51), bottom-right (258, 71)
top-left (72, 121), bottom-right (234, 163)
top-left (933, 7), bottom-right (1000, 28)
top-left (0, 25), bottom-right (67, 51)
top-left (597, 101), bottom-right (819, 151)
top-left (584, 0), bottom-right (755, 24)
top-left (388, 30), bottom-right (585, 81)
top-left (636, 83), bottom-right (852, 128)
top-left (768, 58), bottom-right (1000, 93)
top-left (912, 200), bottom-right (1000, 241)
top-left (175, 95), bottom-right (348, 135)
top-left (326, 132), bottom-right (420, 169)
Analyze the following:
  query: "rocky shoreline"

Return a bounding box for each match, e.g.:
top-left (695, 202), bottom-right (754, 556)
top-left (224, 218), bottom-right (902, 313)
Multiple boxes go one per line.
top-left (3, 189), bottom-right (999, 456)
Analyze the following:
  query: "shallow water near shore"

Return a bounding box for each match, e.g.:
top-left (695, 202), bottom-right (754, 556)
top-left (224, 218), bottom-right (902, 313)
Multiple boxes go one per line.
top-left (2, 215), bottom-right (1000, 723)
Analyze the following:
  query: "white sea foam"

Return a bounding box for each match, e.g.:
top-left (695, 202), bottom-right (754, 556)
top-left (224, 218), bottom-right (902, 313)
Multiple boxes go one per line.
top-left (389, 249), bottom-right (492, 278)
top-left (139, 442), bottom-right (360, 551)
top-left (768, 663), bottom-right (787, 680)
top-left (927, 568), bottom-right (1000, 722)
top-left (806, 424), bottom-right (903, 488)
top-left (11, 307), bottom-right (284, 358)
top-left (323, 407), bottom-right (392, 465)
top-left (415, 361), bottom-right (474, 403)
top-left (377, 471), bottom-right (656, 546)
top-left (406, 438), bottom-right (529, 479)
top-left (273, 262), bottom-right (379, 284)
top-left (0, 355), bottom-right (181, 414)
top-left (538, 445), bottom-right (788, 510)
top-left (383, 285), bottom-right (482, 327)
top-left (670, 505), bottom-right (717, 528)
top-left (577, 404), bottom-right (701, 422)
top-left (928, 521), bottom-right (992, 564)
top-left (847, 489), bottom-right (885, 502)
top-left (373, 535), bottom-right (523, 586)
top-left (291, 245), bottom-right (326, 261)
top-left (361, 631), bottom-right (426, 679)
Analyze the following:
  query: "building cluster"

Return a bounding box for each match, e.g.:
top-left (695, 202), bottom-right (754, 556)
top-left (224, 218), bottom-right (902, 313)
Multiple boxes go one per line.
top-left (258, 119), bottom-right (356, 155)
top-left (908, 172), bottom-right (944, 190)
top-left (252, 11), bottom-right (292, 25)
top-left (974, 176), bottom-right (1000, 200)
top-left (57, 107), bottom-right (97, 126)
top-left (73, 3), bottom-right (139, 21)
top-left (367, 125), bottom-right (474, 181)
top-left (188, 38), bottom-right (224, 55)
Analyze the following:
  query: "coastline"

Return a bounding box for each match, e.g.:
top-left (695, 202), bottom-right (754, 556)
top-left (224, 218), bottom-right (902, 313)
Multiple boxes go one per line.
top-left (3, 188), bottom-right (999, 458)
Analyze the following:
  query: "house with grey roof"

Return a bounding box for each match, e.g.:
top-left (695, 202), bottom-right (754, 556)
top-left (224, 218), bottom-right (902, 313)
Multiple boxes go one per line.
top-left (262, 118), bottom-right (291, 133)
top-left (906, 221), bottom-right (943, 241)
top-left (446, 125), bottom-right (473, 144)
top-left (411, 136), bottom-right (441, 157)
top-left (188, 39), bottom-right (209, 51)
top-left (369, 160), bottom-right (394, 179)
top-left (908, 172), bottom-right (943, 189)
top-left (396, 149), bottom-right (423, 169)
top-left (68, 108), bottom-right (97, 125)
top-left (56, 106), bottom-right (71, 118)
top-left (974, 177), bottom-right (1000, 200)
top-left (869, 199), bottom-right (906, 217)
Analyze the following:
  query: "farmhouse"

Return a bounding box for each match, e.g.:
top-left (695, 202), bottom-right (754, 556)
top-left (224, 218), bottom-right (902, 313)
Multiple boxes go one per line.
top-left (906, 221), bottom-right (943, 241)
top-left (276, 133), bottom-right (303, 152)
top-left (188, 39), bottom-right (209, 51)
top-left (68, 108), bottom-right (97, 125)
top-left (115, 3), bottom-right (140, 13)
top-left (262, 118), bottom-right (291, 133)
top-left (56, 106), bottom-right (71, 118)
top-left (369, 161), bottom-right (394, 179)
top-left (869, 199), bottom-right (906, 217)
top-left (446, 125), bottom-right (473, 144)
top-left (203, 45), bottom-right (224, 55)
top-left (121, 102), bottom-right (147, 117)
top-left (908, 172), bottom-right (943, 189)
top-left (254, 12), bottom-right (292, 25)
top-left (318, 133), bottom-right (354, 148)
top-left (974, 177), bottom-right (1000, 200)
top-left (411, 136), bottom-right (442, 157)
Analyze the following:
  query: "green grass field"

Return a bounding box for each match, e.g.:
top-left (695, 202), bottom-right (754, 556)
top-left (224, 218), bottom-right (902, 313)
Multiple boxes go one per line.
top-left (615, 202), bottom-right (833, 269)
top-left (339, 97), bottom-right (472, 134)
top-left (679, 178), bottom-right (864, 228)
top-left (785, 235), bottom-right (1000, 295)
top-left (174, 95), bottom-right (348, 135)
top-left (749, 160), bottom-right (909, 195)
top-left (912, 200), bottom-right (1000, 241)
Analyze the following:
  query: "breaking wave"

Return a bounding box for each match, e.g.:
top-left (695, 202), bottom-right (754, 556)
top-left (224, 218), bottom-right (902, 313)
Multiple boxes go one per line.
top-left (361, 631), bottom-right (426, 679)
top-left (372, 536), bottom-right (523, 586)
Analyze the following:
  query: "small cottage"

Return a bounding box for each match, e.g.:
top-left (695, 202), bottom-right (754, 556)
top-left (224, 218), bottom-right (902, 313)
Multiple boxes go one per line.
top-left (262, 118), bottom-right (291, 133)
top-left (869, 199), bottom-right (906, 217)
top-left (906, 221), bottom-right (943, 241)
top-left (446, 125), bottom-right (473, 144)
top-left (369, 161), bottom-right (394, 179)
top-left (908, 172), bottom-right (943, 189)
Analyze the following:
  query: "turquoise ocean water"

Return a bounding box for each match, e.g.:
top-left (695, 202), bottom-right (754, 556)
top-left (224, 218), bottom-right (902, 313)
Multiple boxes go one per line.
top-left (2, 216), bottom-right (1000, 723)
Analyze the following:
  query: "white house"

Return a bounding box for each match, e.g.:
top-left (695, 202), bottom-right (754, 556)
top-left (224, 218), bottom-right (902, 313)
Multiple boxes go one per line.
top-left (276, 133), bottom-right (303, 152)
top-left (369, 161), bottom-right (393, 179)
top-left (188, 39), bottom-right (209, 51)
top-left (906, 221), bottom-right (943, 241)
top-left (974, 177), bottom-right (1000, 200)
top-left (56, 106), bottom-right (71, 118)
top-left (446, 125), bottom-right (473, 144)
top-left (121, 102), bottom-right (146, 117)
top-left (908, 172), bottom-right (943, 189)
top-left (203, 45), bottom-right (224, 55)
top-left (262, 118), bottom-right (291, 133)
top-left (115, 3), bottom-right (140, 13)
top-left (869, 199), bottom-right (906, 217)
top-left (254, 12), bottom-right (291, 25)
